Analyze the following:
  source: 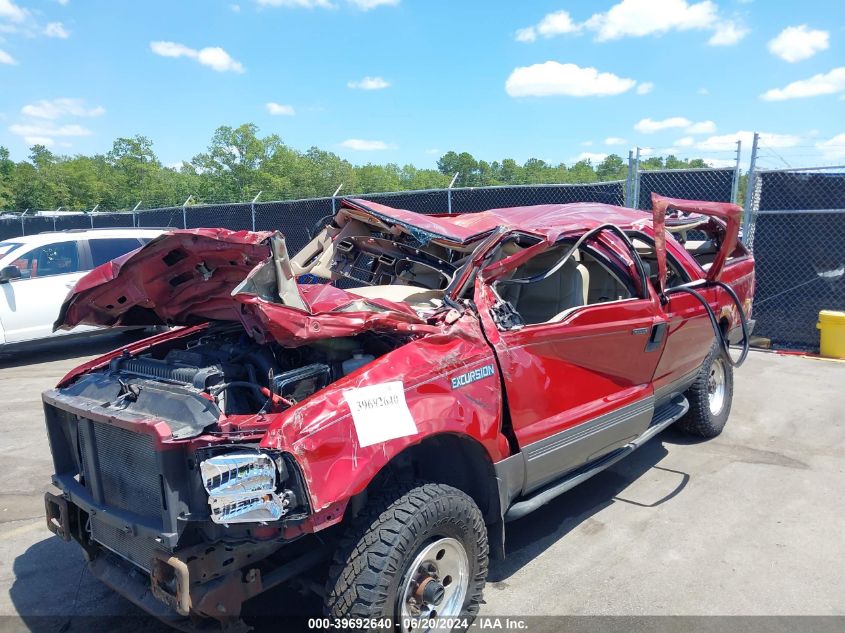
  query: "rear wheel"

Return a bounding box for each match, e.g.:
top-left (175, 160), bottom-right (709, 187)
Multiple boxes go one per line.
top-left (677, 343), bottom-right (733, 438)
top-left (324, 482), bottom-right (488, 631)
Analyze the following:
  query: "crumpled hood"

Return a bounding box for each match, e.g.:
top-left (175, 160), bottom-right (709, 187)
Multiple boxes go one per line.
top-left (56, 228), bottom-right (435, 346)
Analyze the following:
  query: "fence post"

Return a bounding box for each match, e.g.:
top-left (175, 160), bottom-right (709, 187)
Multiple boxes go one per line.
top-left (447, 172), bottom-right (459, 214)
top-left (625, 150), bottom-right (634, 207)
top-left (742, 132), bottom-right (760, 241)
top-left (181, 195), bottom-right (192, 229)
top-left (21, 208), bottom-right (29, 236)
top-left (132, 201), bottom-right (142, 228)
top-left (89, 204), bottom-right (99, 228)
top-left (632, 147), bottom-right (642, 209)
top-left (731, 140), bottom-right (742, 204)
top-left (331, 183), bottom-right (343, 217)
top-left (251, 191), bottom-right (262, 232)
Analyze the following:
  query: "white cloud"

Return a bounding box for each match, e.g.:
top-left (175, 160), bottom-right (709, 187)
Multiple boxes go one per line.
top-left (518, 1), bottom-right (746, 47)
top-left (0, 48), bottom-right (17, 65)
top-left (347, 76), bottom-right (390, 90)
top-left (604, 136), bottom-right (627, 145)
top-left (708, 20), bottom-right (748, 46)
top-left (230, 3), bottom-right (241, 11)
top-left (697, 87), bottom-right (709, 95)
top-left (347, 0), bottom-right (399, 9)
top-left (43, 21), bottom-right (69, 38)
top-left (761, 67), bottom-right (845, 101)
top-left (581, 140), bottom-right (594, 146)
top-left (634, 116), bottom-right (690, 133)
top-left (0, 0), bottom-right (27, 23)
top-left (573, 152), bottom-right (609, 163)
top-left (538, 10), bottom-right (580, 36)
top-left (257, 0), bottom-right (335, 7)
top-left (339, 138), bottom-right (394, 150)
top-left (515, 27), bottom-right (536, 43)
top-left (505, 61), bottom-right (636, 97)
top-left (517, 10), bottom-right (582, 43)
top-left (150, 41), bottom-right (245, 73)
top-left (768, 25), bottom-right (829, 63)
top-left (634, 116), bottom-right (715, 134)
top-left (9, 122), bottom-right (92, 139)
top-left (695, 130), bottom-right (800, 152)
top-left (424, 148), bottom-right (440, 155)
top-left (816, 133), bottom-right (845, 161)
top-left (674, 136), bottom-right (696, 147)
top-left (636, 81), bottom-right (654, 95)
top-left (265, 102), bottom-right (295, 115)
top-left (56, 0), bottom-right (69, 5)
top-left (586, 0), bottom-right (718, 41)
top-left (687, 120), bottom-right (716, 134)
top-left (21, 98), bottom-right (105, 119)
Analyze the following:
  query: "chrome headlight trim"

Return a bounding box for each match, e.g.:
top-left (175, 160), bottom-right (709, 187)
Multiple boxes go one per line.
top-left (199, 452), bottom-right (290, 524)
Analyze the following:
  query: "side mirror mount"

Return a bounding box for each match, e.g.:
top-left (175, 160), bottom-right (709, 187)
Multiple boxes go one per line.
top-left (0, 265), bottom-right (22, 283)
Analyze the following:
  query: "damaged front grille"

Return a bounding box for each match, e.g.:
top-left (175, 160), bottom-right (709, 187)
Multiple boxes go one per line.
top-left (77, 418), bottom-right (164, 520)
top-left (90, 516), bottom-right (166, 573)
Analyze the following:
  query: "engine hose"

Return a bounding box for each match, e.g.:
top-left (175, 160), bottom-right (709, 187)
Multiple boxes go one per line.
top-left (667, 280), bottom-right (750, 368)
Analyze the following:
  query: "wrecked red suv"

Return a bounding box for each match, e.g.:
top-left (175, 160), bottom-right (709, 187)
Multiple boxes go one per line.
top-left (42, 194), bottom-right (754, 630)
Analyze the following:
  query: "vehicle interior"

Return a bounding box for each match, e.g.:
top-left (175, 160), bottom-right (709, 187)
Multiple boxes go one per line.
top-left (494, 241), bottom-right (635, 326)
top-left (288, 208), bottom-right (746, 319)
top-left (289, 210), bottom-right (478, 311)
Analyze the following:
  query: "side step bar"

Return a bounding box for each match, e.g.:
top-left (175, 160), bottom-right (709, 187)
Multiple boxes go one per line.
top-left (504, 394), bottom-right (689, 522)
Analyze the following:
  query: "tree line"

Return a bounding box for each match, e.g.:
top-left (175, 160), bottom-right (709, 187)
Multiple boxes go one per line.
top-left (0, 123), bottom-right (713, 212)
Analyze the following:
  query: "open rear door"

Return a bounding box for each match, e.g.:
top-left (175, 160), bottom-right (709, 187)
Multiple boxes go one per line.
top-left (650, 193), bottom-right (742, 293)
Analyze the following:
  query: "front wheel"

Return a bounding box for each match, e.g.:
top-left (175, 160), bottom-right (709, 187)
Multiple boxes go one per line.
top-left (324, 482), bottom-right (488, 631)
top-left (676, 342), bottom-right (734, 438)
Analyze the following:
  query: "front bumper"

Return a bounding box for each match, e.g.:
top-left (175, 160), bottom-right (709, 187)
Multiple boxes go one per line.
top-left (45, 492), bottom-right (327, 624)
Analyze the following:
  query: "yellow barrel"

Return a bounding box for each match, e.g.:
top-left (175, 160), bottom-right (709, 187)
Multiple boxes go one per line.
top-left (817, 310), bottom-right (845, 358)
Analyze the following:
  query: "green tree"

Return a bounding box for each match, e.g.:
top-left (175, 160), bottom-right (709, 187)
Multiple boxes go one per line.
top-left (596, 154), bottom-right (626, 181)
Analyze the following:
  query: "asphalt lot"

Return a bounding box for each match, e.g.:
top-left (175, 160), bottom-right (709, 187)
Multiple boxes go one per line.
top-left (1, 333), bottom-right (844, 632)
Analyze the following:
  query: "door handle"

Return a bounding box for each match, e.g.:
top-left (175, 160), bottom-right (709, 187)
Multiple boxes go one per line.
top-left (645, 322), bottom-right (668, 352)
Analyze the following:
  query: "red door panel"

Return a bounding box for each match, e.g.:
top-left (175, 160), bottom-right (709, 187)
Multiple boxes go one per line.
top-left (477, 281), bottom-right (665, 448)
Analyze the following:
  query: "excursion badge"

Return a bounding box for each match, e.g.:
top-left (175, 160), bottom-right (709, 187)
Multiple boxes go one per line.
top-left (451, 364), bottom-right (495, 389)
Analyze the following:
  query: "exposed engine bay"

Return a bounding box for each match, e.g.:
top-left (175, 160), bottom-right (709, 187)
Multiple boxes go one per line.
top-left (61, 323), bottom-right (407, 439)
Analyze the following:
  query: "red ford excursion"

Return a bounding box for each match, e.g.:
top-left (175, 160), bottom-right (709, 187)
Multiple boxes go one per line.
top-left (42, 194), bottom-right (754, 631)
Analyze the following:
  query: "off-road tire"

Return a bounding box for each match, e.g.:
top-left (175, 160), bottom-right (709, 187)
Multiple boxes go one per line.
top-left (677, 342), bottom-right (733, 438)
top-left (323, 482), bottom-right (488, 628)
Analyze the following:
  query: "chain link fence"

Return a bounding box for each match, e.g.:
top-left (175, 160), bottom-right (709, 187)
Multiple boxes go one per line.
top-left (744, 166), bottom-right (845, 350)
top-left (632, 168), bottom-right (737, 210)
top-left (7, 152), bottom-right (844, 352)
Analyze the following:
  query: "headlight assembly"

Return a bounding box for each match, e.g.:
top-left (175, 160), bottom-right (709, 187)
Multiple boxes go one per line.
top-left (199, 452), bottom-right (292, 524)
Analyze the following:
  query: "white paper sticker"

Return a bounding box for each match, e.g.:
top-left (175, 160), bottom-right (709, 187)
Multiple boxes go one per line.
top-left (342, 381), bottom-right (418, 448)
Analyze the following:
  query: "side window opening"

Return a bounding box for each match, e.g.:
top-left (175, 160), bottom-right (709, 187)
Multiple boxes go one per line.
top-left (628, 233), bottom-right (690, 290)
top-left (12, 241), bottom-right (80, 279)
top-left (495, 239), bottom-right (635, 326)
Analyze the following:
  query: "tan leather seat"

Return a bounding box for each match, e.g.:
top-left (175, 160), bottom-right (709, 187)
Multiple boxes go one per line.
top-left (581, 259), bottom-right (629, 303)
top-left (498, 251), bottom-right (589, 324)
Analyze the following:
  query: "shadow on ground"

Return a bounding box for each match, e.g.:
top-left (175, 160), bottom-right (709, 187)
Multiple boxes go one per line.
top-left (489, 433), bottom-right (689, 583)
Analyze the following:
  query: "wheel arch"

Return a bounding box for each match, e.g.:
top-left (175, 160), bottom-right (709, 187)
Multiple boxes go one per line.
top-left (341, 432), bottom-right (507, 560)
top-left (347, 432), bottom-right (501, 526)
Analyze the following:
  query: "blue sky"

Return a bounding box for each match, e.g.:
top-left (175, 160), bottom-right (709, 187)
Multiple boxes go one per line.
top-left (1, 0), bottom-right (844, 170)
